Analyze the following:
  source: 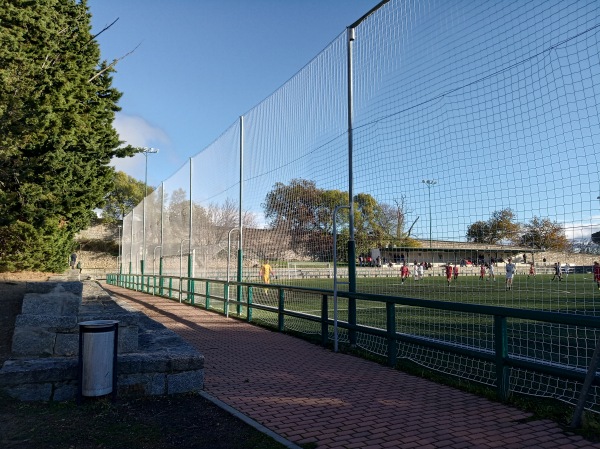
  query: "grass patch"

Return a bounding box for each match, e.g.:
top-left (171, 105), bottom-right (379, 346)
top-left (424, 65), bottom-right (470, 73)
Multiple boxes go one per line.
top-left (0, 392), bottom-right (291, 449)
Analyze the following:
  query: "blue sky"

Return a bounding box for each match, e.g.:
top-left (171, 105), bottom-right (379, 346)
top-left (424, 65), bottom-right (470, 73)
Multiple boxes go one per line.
top-left (90, 1), bottom-right (600, 243)
top-left (88, 0), bottom-right (380, 188)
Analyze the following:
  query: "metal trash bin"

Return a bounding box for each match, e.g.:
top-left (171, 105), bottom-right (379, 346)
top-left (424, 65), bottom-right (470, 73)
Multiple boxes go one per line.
top-left (77, 320), bottom-right (119, 403)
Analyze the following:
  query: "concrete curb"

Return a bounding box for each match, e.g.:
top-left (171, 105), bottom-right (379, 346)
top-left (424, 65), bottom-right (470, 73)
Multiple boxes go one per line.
top-left (198, 390), bottom-right (303, 449)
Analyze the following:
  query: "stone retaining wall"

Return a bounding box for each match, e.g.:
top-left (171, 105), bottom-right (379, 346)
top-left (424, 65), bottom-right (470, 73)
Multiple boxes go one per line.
top-left (0, 279), bottom-right (204, 401)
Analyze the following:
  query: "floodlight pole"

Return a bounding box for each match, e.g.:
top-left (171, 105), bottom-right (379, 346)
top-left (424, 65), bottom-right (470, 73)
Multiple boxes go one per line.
top-left (237, 116), bottom-right (244, 315)
top-left (345, 0), bottom-right (390, 346)
top-left (188, 158), bottom-right (194, 301)
top-left (346, 24), bottom-right (357, 346)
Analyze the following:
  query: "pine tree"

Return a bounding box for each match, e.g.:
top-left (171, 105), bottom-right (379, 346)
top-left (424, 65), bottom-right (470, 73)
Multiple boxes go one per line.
top-left (0, 0), bottom-right (137, 271)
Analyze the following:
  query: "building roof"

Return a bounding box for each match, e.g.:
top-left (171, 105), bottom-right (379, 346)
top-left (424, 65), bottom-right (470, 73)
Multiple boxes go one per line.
top-left (385, 240), bottom-right (539, 253)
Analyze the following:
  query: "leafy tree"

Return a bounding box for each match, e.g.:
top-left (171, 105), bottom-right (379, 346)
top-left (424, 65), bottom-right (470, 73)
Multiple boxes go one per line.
top-left (466, 221), bottom-right (491, 244)
top-left (0, 1), bottom-right (137, 271)
top-left (263, 179), bottom-right (323, 233)
top-left (263, 179), bottom-right (418, 261)
top-left (519, 217), bottom-right (570, 251)
top-left (262, 179), bottom-right (345, 257)
top-left (466, 209), bottom-right (520, 244)
top-left (102, 171), bottom-right (153, 224)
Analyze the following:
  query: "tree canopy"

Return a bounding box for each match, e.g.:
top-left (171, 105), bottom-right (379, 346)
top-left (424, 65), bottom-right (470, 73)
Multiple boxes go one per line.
top-left (466, 209), bottom-right (520, 244)
top-left (262, 179), bottom-right (419, 261)
top-left (102, 171), bottom-right (153, 224)
top-left (518, 216), bottom-right (570, 251)
top-left (0, 0), bottom-right (137, 271)
top-left (466, 209), bottom-right (569, 251)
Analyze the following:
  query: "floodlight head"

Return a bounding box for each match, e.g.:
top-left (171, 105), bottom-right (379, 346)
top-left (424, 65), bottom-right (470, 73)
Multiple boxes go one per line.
top-left (142, 147), bottom-right (159, 154)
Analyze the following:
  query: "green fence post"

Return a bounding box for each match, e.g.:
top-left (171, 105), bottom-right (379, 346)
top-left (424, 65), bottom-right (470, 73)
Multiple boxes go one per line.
top-left (494, 315), bottom-right (509, 401)
top-left (247, 286), bottom-right (253, 322)
top-left (205, 282), bottom-right (210, 310)
top-left (224, 283), bottom-right (229, 315)
top-left (178, 277), bottom-right (183, 302)
top-left (236, 248), bottom-right (243, 315)
top-left (386, 302), bottom-right (397, 367)
top-left (321, 294), bottom-right (329, 347)
top-left (168, 277), bottom-right (173, 298)
top-left (278, 288), bottom-right (285, 332)
top-left (140, 260), bottom-right (145, 292)
top-left (187, 253), bottom-right (193, 302)
top-left (159, 257), bottom-right (164, 296)
top-left (348, 240), bottom-right (357, 346)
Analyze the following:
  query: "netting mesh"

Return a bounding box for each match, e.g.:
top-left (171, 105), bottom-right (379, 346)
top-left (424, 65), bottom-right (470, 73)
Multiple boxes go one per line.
top-left (145, 184), bottom-right (163, 275)
top-left (120, 0), bottom-right (600, 413)
top-left (161, 163), bottom-right (191, 277)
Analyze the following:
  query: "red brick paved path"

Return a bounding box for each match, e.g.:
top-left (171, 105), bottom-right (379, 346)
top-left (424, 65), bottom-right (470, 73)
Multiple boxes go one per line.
top-left (102, 283), bottom-right (599, 449)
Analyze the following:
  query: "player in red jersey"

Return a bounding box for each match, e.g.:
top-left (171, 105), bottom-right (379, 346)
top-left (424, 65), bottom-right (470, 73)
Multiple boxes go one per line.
top-left (400, 263), bottom-right (410, 284)
top-left (452, 264), bottom-right (459, 281)
top-left (445, 263), bottom-right (453, 286)
top-left (593, 261), bottom-right (600, 290)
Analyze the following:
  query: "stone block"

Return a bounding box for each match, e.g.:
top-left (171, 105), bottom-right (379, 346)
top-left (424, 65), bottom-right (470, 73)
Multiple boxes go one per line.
top-left (168, 352), bottom-right (205, 372)
top-left (77, 313), bottom-right (139, 328)
top-left (26, 281), bottom-right (83, 296)
top-left (24, 282), bottom-right (62, 294)
top-left (22, 292), bottom-right (79, 316)
top-left (118, 372), bottom-right (166, 396)
top-left (118, 353), bottom-right (171, 374)
top-left (55, 332), bottom-right (79, 357)
top-left (11, 327), bottom-right (56, 356)
top-left (15, 314), bottom-right (78, 330)
top-left (0, 358), bottom-right (77, 384)
top-left (53, 382), bottom-right (78, 402)
top-left (167, 370), bottom-right (204, 395)
top-left (117, 325), bottom-right (139, 353)
top-left (4, 383), bottom-right (53, 401)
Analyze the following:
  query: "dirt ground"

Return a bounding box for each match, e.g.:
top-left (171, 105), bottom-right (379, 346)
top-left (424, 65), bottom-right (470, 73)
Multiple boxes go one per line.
top-left (0, 273), bottom-right (291, 449)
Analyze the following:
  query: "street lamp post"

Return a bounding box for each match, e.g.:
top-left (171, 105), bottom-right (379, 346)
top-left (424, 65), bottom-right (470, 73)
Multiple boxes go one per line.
top-left (422, 179), bottom-right (437, 256)
top-left (141, 147), bottom-right (159, 279)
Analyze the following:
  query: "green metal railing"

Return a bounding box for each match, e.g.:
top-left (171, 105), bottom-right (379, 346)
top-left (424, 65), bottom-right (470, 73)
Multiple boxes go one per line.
top-left (106, 272), bottom-right (600, 424)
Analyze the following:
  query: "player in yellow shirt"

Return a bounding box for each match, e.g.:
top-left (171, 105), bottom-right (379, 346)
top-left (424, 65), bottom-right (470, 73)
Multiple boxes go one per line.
top-left (259, 260), bottom-right (275, 284)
